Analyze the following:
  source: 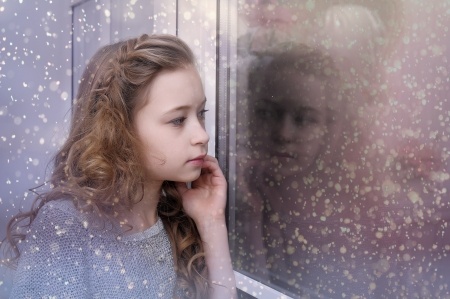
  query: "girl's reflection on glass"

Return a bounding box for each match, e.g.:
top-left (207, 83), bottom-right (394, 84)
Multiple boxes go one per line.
top-left (235, 1), bottom-right (450, 298)
top-left (250, 46), bottom-right (341, 177)
top-left (240, 45), bottom-right (378, 297)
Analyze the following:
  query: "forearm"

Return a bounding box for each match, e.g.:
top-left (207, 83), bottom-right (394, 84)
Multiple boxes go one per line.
top-left (197, 216), bottom-right (237, 299)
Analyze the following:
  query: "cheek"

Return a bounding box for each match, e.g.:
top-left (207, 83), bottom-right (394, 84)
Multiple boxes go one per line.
top-left (137, 132), bottom-right (167, 163)
top-left (306, 125), bottom-right (327, 142)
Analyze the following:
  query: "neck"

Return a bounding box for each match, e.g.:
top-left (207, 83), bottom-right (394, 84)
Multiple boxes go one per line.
top-left (119, 181), bottom-right (163, 234)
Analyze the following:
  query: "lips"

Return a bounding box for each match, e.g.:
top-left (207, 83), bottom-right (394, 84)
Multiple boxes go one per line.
top-left (271, 151), bottom-right (296, 159)
top-left (187, 154), bottom-right (207, 165)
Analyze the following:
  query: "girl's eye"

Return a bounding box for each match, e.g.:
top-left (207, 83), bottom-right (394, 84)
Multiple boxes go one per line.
top-left (294, 110), bottom-right (320, 127)
top-left (198, 109), bottom-right (209, 120)
top-left (170, 117), bottom-right (187, 126)
top-left (255, 106), bottom-right (283, 122)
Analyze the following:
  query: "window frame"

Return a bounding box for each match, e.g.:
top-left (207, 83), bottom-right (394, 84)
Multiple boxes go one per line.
top-left (213, 0), bottom-right (294, 298)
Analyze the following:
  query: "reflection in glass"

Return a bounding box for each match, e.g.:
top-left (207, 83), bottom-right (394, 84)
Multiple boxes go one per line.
top-left (233, 1), bottom-right (450, 298)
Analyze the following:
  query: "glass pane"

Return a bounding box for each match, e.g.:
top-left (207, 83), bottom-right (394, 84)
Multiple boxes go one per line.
top-left (0, 1), bottom-right (72, 296)
top-left (110, 0), bottom-right (155, 42)
top-left (72, 0), bottom-right (111, 99)
top-left (231, 1), bottom-right (450, 297)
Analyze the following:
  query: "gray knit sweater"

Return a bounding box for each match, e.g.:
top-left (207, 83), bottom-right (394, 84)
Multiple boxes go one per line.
top-left (9, 199), bottom-right (178, 299)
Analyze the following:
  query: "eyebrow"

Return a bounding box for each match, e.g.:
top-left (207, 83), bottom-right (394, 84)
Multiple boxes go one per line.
top-left (163, 98), bottom-right (207, 115)
top-left (295, 106), bottom-right (319, 113)
top-left (263, 98), bottom-right (319, 112)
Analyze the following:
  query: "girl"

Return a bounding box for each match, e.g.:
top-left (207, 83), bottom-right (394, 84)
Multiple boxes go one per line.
top-left (2, 34), bottom-right (236, 299)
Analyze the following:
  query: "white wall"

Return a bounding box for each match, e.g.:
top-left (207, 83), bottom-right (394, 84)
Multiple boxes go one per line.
top-left (0, 0), bottom-right (73, 296)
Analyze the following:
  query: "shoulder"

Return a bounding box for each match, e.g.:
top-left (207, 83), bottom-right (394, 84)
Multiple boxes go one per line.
top-left (31, 198), bottom-right (122, 241)
top-left (34, 198), bottom-right (110, 230)
top-left (21, 199), bottom-right (91, 250)
top-left (39, 198), bottom-right (81, 216)
top-left (32, 198), bottom-right (87, 229)
top-left (11, 199), bottom-right (92, 298)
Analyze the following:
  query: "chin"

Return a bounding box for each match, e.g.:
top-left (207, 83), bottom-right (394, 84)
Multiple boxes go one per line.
top-left (175, 171), bottom-right (202, 183)
top-left (272, 164), bottom-right (312, 179)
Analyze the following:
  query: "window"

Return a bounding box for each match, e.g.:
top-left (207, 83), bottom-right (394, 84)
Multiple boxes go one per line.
top-left (222, 1), bottom-right (450, 298)
top-left (1, 1), bottom-right (449, 298)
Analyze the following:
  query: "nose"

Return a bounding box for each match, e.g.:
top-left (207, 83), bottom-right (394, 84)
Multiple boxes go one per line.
top-left (191, 120), bottom-right (210, 145)
top-left (277, 115), bottom-right (296, 143)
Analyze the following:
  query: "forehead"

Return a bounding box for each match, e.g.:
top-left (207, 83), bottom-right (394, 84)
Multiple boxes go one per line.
top-left (263, 72), bottom-right (330, 109)
top-left (268, 69), bottom-right (325, 88)
top-left (137, 65), bottom-right (203, 103)
top-left (138, 65), bottom-right (204, 111)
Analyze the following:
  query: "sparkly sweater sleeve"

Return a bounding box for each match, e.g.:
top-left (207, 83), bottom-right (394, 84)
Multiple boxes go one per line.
top-left (9, 201), bottom-right (90, 299)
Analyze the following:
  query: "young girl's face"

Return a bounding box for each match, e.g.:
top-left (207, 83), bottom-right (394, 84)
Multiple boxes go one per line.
top-left (133, 65), bottom-right (209, 183)
top-left (253, 72), bottom-right (329, 177)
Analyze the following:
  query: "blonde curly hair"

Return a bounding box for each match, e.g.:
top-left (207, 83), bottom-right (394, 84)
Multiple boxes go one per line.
top-left (3, 34), bottom-right (209, 299)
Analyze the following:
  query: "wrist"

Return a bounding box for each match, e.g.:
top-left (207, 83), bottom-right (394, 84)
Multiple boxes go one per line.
top-left (195, 211), bottom-right (227, 236)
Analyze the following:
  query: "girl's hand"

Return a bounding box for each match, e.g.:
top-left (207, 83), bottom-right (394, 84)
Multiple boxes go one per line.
top-left (177, 155), bottom-right (237, 299)
top-left (176, 155), bottom-right (227, 225)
